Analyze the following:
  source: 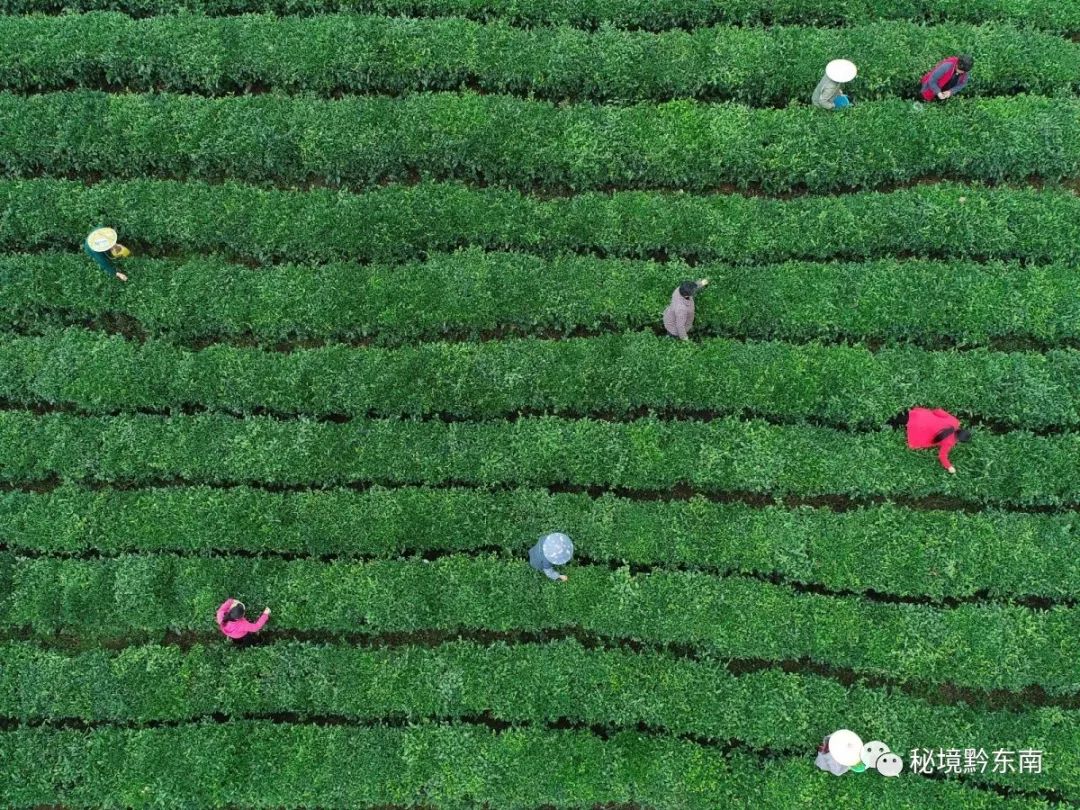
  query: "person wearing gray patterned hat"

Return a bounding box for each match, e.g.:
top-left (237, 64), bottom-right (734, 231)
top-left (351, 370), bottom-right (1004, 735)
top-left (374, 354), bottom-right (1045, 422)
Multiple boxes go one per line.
top-left (528, 532), bottom-right (573, 581)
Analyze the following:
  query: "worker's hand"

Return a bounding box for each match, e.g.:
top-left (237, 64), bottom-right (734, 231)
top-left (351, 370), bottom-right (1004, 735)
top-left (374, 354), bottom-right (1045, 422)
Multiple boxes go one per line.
top-left (263, 607), bottom-right (271, 615)
top-left (697, 278), bottom-right (710, 287)
top-left (938, 90), bottom-right (951, 100)
top-left (680, 335), bottom-right (690, 342)
top-left (115, 272), bottom-right (129, 282)
top-left (558, 575), bottom-right (568, 582)
top-left (948, 466), bottom-right (956, 474)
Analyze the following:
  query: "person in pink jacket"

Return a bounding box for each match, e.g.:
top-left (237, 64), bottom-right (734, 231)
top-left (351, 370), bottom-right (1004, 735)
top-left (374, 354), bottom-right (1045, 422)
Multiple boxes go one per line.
top-left (906, 407), bottom-right (971, 474)
top-left (663, 278), bottom-right (710, 340)
top-left (216, 598), bottom-right (270, 641)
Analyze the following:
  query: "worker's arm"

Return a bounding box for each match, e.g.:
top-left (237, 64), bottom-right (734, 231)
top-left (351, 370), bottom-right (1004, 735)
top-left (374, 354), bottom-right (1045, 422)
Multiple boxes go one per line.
top-left (951, 72), bottom-right (971, 95)
top-left (248, 609), bottom-right (270, 632)
top-left (215, 599), bottom-right (235, 626)
top-left (925, 62), bottom-right (951, 95)
top-left (937, 436), bottom-right (957, 472)
top-left (675, 307), bottom-right (691, 340)
top-left (542, 565), bottom-right (564, 581)
top-left (84, 242), bottom-right (118, 277)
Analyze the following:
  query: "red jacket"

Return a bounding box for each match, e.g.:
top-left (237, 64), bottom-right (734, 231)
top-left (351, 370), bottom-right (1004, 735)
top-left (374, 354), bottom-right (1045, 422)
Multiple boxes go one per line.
top-left (216, 599), bottom-right (269, 640)
top-left (906, 407), bottom-right (960, 470)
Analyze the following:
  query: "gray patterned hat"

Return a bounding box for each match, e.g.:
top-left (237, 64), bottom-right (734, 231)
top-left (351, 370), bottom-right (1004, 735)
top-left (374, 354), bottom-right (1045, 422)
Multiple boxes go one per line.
top-left (540, 532), bottom-right (574, 565)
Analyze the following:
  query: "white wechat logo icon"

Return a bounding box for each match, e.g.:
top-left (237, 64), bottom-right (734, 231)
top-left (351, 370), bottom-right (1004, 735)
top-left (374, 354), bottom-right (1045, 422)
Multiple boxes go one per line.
top-left (877, 753), bottom-right (905, 777)
top-left (862, 741), bottom-right (890, 769)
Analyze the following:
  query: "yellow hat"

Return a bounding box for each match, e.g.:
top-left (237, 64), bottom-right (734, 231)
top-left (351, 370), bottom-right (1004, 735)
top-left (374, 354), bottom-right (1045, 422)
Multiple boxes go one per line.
top-left (87, 227), bottom-right (118, 253)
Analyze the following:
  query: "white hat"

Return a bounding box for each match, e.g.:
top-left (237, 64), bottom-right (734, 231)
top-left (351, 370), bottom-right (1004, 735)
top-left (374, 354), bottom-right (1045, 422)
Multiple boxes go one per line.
top-left (541, 532), bottom-right (574, 565)
top-left (827, 730), bottom-right (864, 767)
top-left (87, 227), bottom-right (118, 252)
top-left (825, 59), bottom-right (858, 84)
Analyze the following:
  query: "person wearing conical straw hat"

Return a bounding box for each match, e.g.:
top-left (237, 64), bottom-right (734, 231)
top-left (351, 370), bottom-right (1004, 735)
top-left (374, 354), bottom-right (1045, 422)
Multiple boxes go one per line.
top-left (812, 59), bottom-right (857, 110)
top-left (83, 227), bottom-right (131, 282)
top-left (815, 729), bottom-right (863, 775)
top-left (528, 532), bottom-right (573, 581)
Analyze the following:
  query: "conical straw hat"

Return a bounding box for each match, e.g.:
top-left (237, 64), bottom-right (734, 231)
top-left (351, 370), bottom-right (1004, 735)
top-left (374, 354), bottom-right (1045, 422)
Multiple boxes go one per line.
top-left (827, 730), bottom-right (864, 767)
top-left (825, 59), bottom-right (858, 83)
top-left (541, 532), bottom-right (574, 565)
top-left (87, 227), bottom-right (118, 252)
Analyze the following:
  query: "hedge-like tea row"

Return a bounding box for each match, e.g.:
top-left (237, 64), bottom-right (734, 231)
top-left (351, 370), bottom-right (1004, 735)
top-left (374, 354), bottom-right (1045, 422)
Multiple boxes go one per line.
top-left (0, 723), bottom-right (1040, 810)
top-left (5, 91), bottom-right (1080, 193)
top-left (3, 178), bottom-right (1080, 265)
top-left (5, 328), bottom-right (1080, 430)
top-left (1, 640), bottom-right (1075, 796)
top-left (3, 554), bottom-right (1079, 692)
top-left (0, 411), bottom-right (1077, 506)
top-left (2, 0), bottom-right (1076, 31)
top-left (5, 15), bottom-right (1079, 103)
top-left (3, 486), bottom-right (1077, 599)
top-left (4, 251), bottom-right (1078, 348)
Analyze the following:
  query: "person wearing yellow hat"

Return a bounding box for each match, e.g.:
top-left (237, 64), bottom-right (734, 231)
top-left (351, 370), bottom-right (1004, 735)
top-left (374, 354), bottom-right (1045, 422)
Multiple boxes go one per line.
top-left (812, 60), bottom-right (857, 110)
top-left (83, 227), bottom-right (131, 282)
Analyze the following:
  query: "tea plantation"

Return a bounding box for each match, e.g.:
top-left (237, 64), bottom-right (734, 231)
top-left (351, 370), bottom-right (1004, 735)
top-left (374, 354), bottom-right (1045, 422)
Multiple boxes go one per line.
top-left (0, 0), bottom-right (1078, 807)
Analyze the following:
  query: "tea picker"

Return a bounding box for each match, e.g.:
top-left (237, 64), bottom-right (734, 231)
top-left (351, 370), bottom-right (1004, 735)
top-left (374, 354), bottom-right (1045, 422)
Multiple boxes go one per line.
top-left (216, 598), bottom-right (271, 642)
top-left (83, 226), bottom-right (132, 282)
top-left (812, 59), bottom-right (857, 110)
top-left (529, 532), bottom-right (573, 581)
top-left (920, 55), bottom-right (974, 102)
top-left (905, 406), bottom-right (972, 474)
top-left (662, 278), bottom-right (709, 340)
top-left (815, 729), bottom-right (863, 776)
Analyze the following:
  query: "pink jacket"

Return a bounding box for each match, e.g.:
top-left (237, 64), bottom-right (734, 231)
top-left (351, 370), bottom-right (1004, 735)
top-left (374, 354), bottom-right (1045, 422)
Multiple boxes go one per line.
top-left (906, 407), bottom-right (961, 470)
top-left (216, 599), bottom-right (269, 639)
top-left (663, 288), bottom-right (695, 338)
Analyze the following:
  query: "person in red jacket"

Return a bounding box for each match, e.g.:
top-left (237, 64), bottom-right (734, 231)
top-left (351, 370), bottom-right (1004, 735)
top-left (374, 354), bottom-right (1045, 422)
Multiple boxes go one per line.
top-left (906, 407), bottom-right (971, 473)
top-left (216, 598), bottom-right (270, 641)
top-left (920, 55), bottom-right (973, 102)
